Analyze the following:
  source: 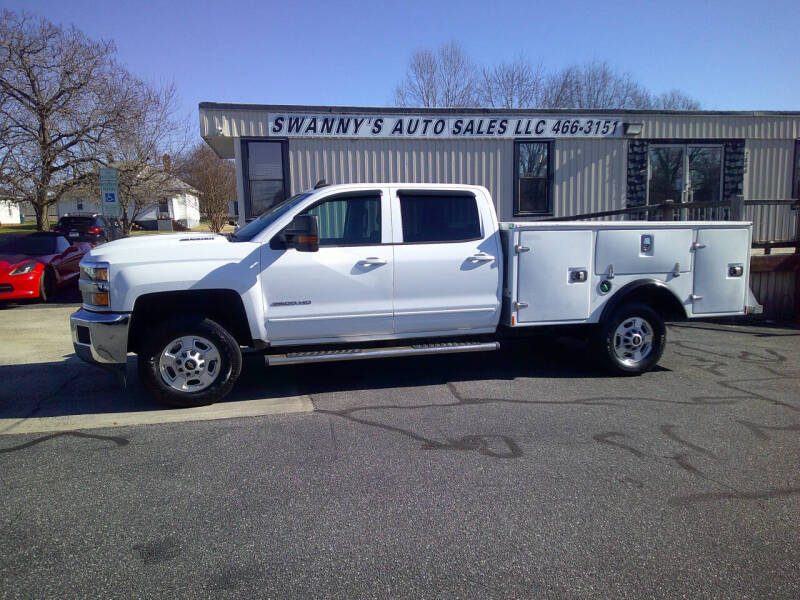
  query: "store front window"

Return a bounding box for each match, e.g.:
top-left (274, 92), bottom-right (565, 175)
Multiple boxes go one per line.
top-left (244, 140), bottom-right (288, 218)
top-left (648, 145), bottom-right (722, 205)
top-left (648, 144), bottom-right (723, 219)
top-left (514, 141), bottom-right (552, 216)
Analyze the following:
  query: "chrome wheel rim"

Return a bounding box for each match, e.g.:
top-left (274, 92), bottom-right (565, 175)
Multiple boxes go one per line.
top-left (158, 335), bottom-right (221, 392)
top-left (613, 317), bottom-right (654, 366)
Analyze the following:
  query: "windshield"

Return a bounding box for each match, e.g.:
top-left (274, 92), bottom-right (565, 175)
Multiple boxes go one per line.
top-left (230, 192), bottom-right (313, 242)
top-left (0, 234), bottom-right (59, 256)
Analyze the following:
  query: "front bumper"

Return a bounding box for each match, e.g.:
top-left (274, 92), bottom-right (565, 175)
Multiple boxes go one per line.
top-left (70, 308), bottom-right (130, 365)
top-left (0, 269), bottom-right (42, 300)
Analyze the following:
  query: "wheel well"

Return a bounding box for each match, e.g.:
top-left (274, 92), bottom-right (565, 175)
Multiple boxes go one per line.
top-left (128, 289), bottom-right (252, 353)
top-left (602, 281), bottom-right (687, 323)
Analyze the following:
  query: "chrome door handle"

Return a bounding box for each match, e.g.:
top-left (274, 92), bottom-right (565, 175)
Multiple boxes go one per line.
top-left (470, 252), bottom-right (495, 262)
top-left (358, 257), bottom-right (387, 266)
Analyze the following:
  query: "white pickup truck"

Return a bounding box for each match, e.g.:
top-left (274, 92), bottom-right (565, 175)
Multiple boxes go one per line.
top-left (71, 183), bottom-right (758, 406)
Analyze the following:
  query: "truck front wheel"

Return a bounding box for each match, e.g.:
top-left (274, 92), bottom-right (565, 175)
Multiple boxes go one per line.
top-left (594, 303), bottom-right (666, 375)
top-left (138, 316), bottom-right (242, 407)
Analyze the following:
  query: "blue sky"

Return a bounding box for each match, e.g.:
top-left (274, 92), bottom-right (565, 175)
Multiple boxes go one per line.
top-left (5, 0), bottom-right (799, 127)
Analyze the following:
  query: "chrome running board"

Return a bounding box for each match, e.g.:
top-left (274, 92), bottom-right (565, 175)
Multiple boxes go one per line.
top-left (265, 341), bottom-right (499, 366)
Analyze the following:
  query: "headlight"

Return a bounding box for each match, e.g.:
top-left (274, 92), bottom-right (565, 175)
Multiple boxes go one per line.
top-left (79, 261), bottom-right (110, 309)
top-left (80, 264), bottom-right (109, 281)
top-left (9, 260), bottom-right (38, 276)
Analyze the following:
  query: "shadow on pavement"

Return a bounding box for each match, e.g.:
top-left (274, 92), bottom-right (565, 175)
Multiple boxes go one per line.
top-left (0, 336), bottom-right (641, 420)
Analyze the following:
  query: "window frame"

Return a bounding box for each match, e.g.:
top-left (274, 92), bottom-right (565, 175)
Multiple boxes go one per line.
top-left (396, 190), bottom-right (483, 245)
top-left (513, 140), bottom-right (554, 217)
top-left (241, 138), bottom-right (290, 220)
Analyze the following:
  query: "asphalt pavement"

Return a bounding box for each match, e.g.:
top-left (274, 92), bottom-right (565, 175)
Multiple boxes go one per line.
top-left (0, 302), bottom-right (798, 599)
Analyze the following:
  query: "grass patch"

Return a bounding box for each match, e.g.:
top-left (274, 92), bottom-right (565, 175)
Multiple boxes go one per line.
top-left (0, 223), bottom-right (37, 234)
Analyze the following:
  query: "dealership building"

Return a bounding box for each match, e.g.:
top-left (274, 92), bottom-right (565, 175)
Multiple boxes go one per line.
top-left (199, 103), bottom-right (799, 238)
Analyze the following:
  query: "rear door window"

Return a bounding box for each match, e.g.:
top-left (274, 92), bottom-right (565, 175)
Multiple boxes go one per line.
top-left (398, 193), bottom-right (481, 243)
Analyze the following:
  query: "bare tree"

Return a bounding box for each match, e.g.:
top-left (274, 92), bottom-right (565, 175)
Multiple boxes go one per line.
top-left (480, 56), bottom-right (545, 108)
top-left (649, 89), bottom-right (701, 110)
top-left (394, 42), bottom-right (479, 108)
top-left (542, 61), bottom-right (649, 109)
top-left (180, 143), bottom-right (235, 233)
top-left (102, 79), bottom-right (190, 236)
top-left (393, 48), bottom-right (701, 111)
top-left (0, 10), bottom-right (133, 230)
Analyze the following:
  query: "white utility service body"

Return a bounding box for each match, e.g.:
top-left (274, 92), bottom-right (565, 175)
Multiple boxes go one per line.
top-left (70, 183), bottom-right (757, 406)
top-left (501, 220), bottom-right (752, 326)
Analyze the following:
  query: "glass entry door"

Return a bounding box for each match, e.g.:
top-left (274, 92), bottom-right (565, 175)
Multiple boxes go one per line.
top-left (648, 146), bottom-right (685, 206)
top-left (648, 145), bottom-right (723, 219)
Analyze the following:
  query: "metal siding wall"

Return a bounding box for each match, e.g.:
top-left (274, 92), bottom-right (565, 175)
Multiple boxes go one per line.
top-left (287, 139), bottom-right (514, 218)
top-left (638, 115), bottom-right (800, 139)
top-left (744, 140), bottom-right (797, 242)
top-left (552, 139), bottom-right (626, 219)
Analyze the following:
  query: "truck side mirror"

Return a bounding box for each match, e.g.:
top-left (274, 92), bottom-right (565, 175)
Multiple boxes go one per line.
top-left (276, 214), bottom-right (319, 252)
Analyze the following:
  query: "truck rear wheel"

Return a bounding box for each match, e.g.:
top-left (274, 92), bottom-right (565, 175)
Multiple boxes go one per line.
top-left (594, 303), bottom-right (665, 375)
top-left (138, 316), bottom-right (242, 407)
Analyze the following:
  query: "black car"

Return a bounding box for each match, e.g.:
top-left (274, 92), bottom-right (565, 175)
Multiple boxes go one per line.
top-left (53, 213), bottom-right (122, 245)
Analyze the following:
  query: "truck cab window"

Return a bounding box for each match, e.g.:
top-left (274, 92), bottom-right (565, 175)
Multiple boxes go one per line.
top-left (399, 194), bottom-right (481, 243)
top-left (302, 195), bottom-right (381, 246)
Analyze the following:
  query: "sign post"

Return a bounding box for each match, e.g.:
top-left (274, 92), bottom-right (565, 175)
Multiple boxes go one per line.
top-left (99, 167), bottom-right (121, 218)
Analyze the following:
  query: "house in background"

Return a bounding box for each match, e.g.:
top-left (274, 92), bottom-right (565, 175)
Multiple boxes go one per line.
top-left (0, 199), bottom-right (21, 225)
top-left (58, 171), bottom-right (200, 229)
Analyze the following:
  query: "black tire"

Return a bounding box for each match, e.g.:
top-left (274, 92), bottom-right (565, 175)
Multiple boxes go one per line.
top-left (138, 315), bottom-right (242, 407)
top-left (38, 267), bottom-right (56, 303)
top-left (593, 303), bottom-right (666, 375)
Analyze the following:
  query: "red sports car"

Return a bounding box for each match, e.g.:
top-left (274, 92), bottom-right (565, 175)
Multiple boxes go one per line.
top-left (0, 232), bottom-right (91, 303)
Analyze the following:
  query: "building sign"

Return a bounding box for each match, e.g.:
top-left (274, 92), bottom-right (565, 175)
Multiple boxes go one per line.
top-left (99, 167), bottom-right (121, 217)
top-left (268, 114), bottom-right (623, 139)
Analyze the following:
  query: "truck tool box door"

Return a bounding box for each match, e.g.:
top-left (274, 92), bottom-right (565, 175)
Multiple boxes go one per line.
top-left (691, 227), bottom-right (750, 314)
top-left (595, 229), bottom-right (693, 275)
top-left (516, 230), bottom-right (593, 323)
top-left (263, 190), bottom-right (394, 341)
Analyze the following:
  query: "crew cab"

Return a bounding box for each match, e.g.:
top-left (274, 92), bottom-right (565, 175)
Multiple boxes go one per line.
top-left (70, 184), bottom-right (758, 407)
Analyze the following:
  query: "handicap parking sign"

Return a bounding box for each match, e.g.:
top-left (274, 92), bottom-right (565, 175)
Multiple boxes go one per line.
top-left (104, 192), bottom-right (116, 203)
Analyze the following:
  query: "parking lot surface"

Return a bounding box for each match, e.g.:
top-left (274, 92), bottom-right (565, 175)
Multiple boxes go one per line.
top-left (1, 302), bottom-right (798, 599)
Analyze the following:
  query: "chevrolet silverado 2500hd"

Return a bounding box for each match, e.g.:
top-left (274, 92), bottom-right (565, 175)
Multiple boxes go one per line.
top-left (71, 184), bottom-right (758, 406)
